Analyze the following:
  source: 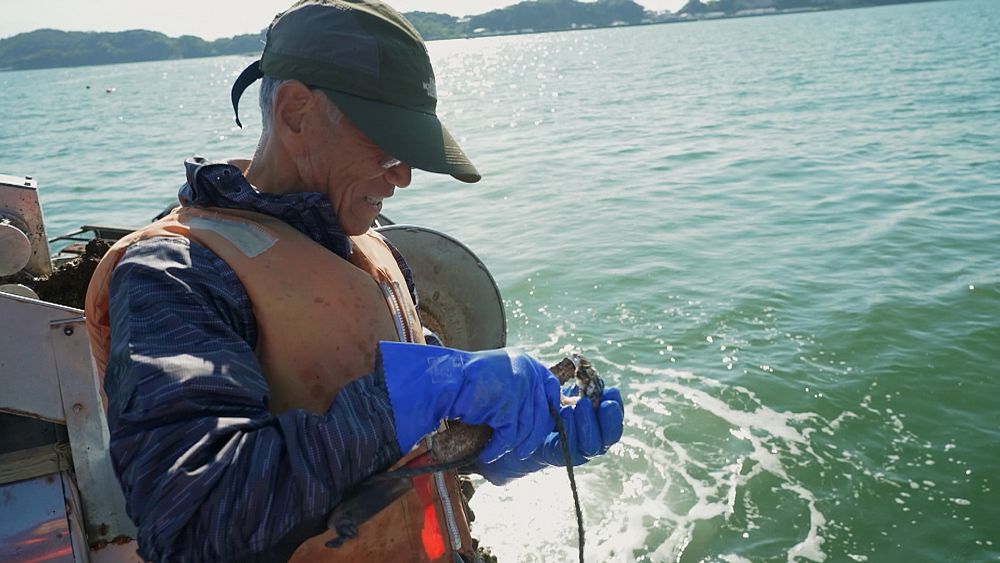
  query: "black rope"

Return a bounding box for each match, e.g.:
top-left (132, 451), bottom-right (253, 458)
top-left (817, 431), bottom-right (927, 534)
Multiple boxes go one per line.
top-left (327, 410), bottom-right (587, 562)
top-left (550, 403), bottom-right (586, 563)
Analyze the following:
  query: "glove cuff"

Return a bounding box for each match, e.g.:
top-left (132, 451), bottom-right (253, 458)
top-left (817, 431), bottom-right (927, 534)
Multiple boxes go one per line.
top-left (379, 341), bottom-right (466, 453)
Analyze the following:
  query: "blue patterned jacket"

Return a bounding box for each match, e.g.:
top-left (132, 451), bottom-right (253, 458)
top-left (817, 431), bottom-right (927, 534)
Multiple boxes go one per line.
top-left (103, 157), bottom-right (406, 561)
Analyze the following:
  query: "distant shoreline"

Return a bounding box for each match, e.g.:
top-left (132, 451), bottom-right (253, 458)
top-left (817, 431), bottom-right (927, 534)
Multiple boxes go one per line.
top-left (436, 0), bottom-right (945, 41)
top-left (0, 0), bottom-right (944, 72)
top-left (441, 6), bottom-right (848, 41)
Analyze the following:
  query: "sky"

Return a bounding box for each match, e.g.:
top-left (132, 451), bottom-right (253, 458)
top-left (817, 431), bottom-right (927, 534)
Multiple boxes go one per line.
top-left (0, 0), bottom-right (689, 40)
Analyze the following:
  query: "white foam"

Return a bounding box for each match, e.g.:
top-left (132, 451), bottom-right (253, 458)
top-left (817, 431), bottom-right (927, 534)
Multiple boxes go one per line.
top-left (783, 482), bottom-right (828, 562)
top-left (470, 363), bottom-right (838, 562)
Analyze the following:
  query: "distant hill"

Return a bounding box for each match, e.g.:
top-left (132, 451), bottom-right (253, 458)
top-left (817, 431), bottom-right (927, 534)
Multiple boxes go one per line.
top-left (409, 0), bottom-right (940, 39)
top-left (406, 0), bottom-right (646, 40)
top-left (0, 28), bottom-right (263, 71)
top-left (676, 0), bottom-right (938, 15)
top-left (0, 0), bottom-right (943, 71)
top-left (0, 0), bottom-right (645, 70)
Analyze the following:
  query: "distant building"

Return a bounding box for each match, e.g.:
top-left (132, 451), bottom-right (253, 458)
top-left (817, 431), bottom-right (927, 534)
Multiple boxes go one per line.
top-left (735, 8), bottom-right (777, 16)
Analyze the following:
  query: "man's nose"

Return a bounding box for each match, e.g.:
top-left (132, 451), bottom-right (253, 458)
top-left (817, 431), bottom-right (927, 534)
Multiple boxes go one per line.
top-left (384, 163), bottom-right (412, 188)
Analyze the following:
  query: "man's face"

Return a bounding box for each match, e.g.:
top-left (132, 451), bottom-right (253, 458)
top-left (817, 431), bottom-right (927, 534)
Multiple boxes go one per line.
top-left (297, 96), bottom-right (412, 236)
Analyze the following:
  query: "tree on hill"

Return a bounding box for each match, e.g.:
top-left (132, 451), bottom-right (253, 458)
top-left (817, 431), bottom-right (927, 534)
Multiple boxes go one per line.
top-left (678, 0), bottom-right (833, 13)
top-left (712, 0), bottom-right (738, 13)
top-left (469, 0), bottom-right (645, 33)
top-left (678, 0), bottom-right (711, 14)
top-left (403, 11), bottom-right (463, 40)
top-left (0, 28), bottom-right (265, 70)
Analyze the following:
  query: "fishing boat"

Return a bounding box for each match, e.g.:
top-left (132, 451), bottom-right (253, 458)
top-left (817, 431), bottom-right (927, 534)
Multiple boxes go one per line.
top-left (0, 173), bottom-right (507, 561)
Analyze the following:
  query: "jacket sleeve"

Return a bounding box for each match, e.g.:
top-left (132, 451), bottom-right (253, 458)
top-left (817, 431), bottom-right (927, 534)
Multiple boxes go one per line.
top-left (103, 236), bottom-right (401, 562)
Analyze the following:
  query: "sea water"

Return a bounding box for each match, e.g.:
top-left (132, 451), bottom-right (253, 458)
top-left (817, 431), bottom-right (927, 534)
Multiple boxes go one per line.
top-left (1, 0), bottom-right (998, 561)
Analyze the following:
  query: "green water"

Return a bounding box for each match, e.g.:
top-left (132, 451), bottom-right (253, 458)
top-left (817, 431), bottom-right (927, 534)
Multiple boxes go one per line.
top-left (1, 1), bottom-right (998, 561)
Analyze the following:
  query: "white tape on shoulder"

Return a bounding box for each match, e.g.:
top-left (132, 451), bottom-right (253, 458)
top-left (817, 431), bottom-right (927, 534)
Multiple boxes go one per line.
top-left (188, 215), bottom-right (277, 257)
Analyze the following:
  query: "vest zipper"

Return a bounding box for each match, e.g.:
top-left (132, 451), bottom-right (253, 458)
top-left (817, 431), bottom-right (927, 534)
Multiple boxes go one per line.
top-left (381, 279), bottom-right (463, 552)
top-left (378, 280), bottom-right (410, 343)
top-left (434, 470), bottom-right (463, 551)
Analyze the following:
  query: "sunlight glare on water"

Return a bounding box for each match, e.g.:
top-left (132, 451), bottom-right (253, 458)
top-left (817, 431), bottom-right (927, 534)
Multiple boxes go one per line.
top-left (0, 0), bottom-right (998, 561)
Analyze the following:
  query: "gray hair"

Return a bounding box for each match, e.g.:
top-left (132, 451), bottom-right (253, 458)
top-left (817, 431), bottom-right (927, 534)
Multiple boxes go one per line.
top-left (258, 75), bottom-right (285, 136)
top-left (258, 75), bottom-right (343, 137)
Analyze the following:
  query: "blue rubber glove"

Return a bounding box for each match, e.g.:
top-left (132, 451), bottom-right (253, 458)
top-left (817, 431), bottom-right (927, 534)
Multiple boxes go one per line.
top-left (476, 387), bottom-right (624, 485)
top-left (378, 341), bottom-right (562, 463)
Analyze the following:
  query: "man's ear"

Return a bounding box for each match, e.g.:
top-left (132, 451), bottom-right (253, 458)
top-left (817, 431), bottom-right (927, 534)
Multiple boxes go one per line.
top-left (273, 80), bottom-right (316, 149)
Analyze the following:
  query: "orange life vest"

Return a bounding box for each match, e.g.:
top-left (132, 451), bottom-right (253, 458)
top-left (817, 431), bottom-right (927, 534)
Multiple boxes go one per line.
top-left (85, 205), bottom-right (474, 562)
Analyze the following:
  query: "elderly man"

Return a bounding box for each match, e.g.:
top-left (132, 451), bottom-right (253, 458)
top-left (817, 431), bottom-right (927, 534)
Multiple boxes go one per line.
top-left (85, 1), bottom-right (623, 561)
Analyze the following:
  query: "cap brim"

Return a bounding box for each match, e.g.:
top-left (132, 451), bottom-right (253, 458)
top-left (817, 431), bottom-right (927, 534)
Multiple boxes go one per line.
top-left (322, 90), bottom-right (480, 183)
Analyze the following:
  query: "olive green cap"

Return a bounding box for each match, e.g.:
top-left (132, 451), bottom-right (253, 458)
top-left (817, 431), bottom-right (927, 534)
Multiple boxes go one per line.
top-left (231, 0), bottom-right (480, 183)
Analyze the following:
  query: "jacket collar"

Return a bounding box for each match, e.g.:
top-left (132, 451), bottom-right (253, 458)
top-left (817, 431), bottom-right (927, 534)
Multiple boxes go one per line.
top-left (179, 156), bottom-right (352, 259)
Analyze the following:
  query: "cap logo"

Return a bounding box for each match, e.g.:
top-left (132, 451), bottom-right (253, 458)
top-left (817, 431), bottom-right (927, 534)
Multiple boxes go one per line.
top-left (423, 78), bottom-right (437, 100)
